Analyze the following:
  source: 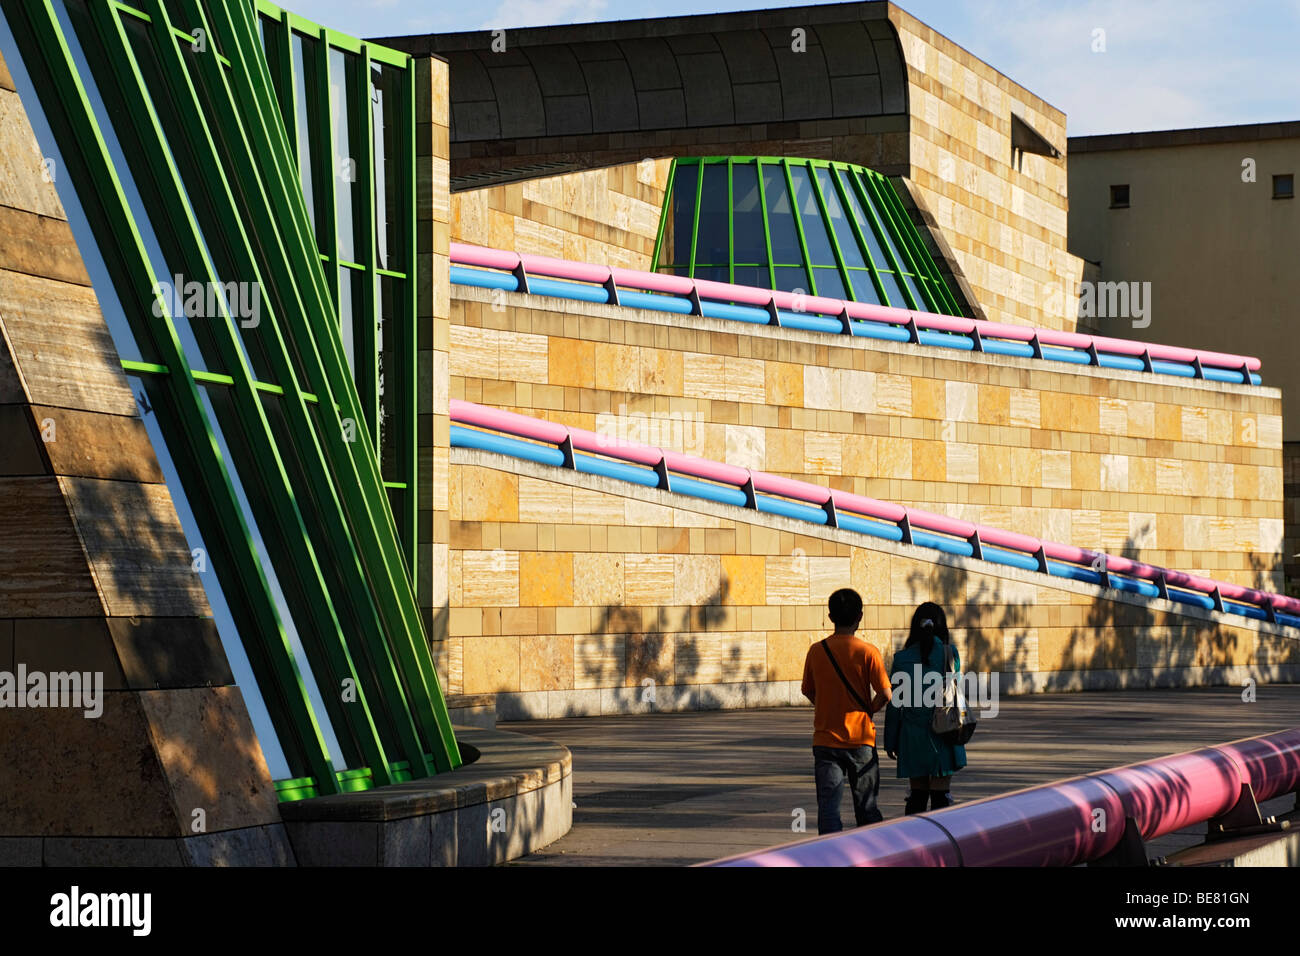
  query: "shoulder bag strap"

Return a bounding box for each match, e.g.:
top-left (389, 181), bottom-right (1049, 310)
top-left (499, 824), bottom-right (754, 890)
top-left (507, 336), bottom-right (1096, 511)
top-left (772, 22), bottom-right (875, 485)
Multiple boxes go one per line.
top-left (820, 639), bottom-right (871, 712)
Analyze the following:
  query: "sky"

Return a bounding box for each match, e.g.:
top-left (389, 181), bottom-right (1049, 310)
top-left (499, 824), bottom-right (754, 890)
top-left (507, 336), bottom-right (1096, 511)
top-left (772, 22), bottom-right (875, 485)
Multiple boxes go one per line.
top-left (287, 0), bottom-right (1300, 136)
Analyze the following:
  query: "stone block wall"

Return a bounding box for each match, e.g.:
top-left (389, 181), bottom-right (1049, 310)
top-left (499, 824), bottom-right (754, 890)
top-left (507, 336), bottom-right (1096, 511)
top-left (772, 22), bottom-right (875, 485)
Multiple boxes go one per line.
top-left (444, 452), bottom-right (1299, 714)
top-left (451, 286), bottom-right (1285, 593)
top-left (0, 48), bottom-right (287, 864)
top-left (451, 159), bottom-right (672, 271)
top-left (887, 6), bottom-right (1088, 331)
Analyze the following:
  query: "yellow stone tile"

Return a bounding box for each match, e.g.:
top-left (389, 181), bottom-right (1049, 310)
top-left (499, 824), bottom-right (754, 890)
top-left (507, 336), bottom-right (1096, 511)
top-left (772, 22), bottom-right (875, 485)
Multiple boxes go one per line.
top-left (573, 634), bottom-right (625, 689)
top-left (838, 369), bottom-right (876, 414)
top-left (1098, 398), bottom-right (1127, 436)
top-left (1180, 406), bottom-right (1208, 444)
top-left (720, 632), bottom-right (768, 682)
top-left (1008, 388), bottom-right (1040, 428)
top-left (518, 476), bottom-right (572, 524)
top-left (1154, 404), bottom-right (1182, 441)
top-left (573, 553), bottom-right (624, 606)
top-left (449, 325), bottom-right (499, 378)
top-left (977, 385), bottom-right (1009, 425)
top-left (549, 337), bottom-right (595, 389)
top-left (808, 557), bottom-right (852, 605)
top-left (878, 437), bottom-right (912, 479)
top-left (946, 442), bottom-right (979, 483)
top-left (721, 554), bottom-right (766, 605)
top-left (1127, 400), bottom-right (1155, 439)
top-left (1041, 449), bottom-right (1071, 489)
top-left (912, 378), bottom-right (944, 420)
top-left (1010, 447), bottom-right (1041, 487)
top-left (462, 550), bottom-right (520, 606)
top-left (803, 366), bottom-right (839, 409)
top-left (876, 374), bottom-right (913, 415)
top-left (767, 631), bottom-right (813, 681)
top-left (674, 554), bottom-right (722, 605)
top-left (674, 633), bottom-right (721, 684)
top-left (851, 548), bottom-right (890, 606)
top-left (913, 439), bottom-right (946, 481)
top-left (980, 445), bottom-right (1011, 484)
top-left (519, 551), bottom-right (574, 606)
top-left (766, 362), bottom-right (803, 406)
top-left (594, 342), bottom-right (640, 392)
top-left (463, 635), bottom-right (520, 694)
top-left (804, 431), bottom-right (843, 475)
top-left (640, 348), bottom-right (683, 396)
top-left (571, 487), bottom-right (627, 525)
top-left (946, 382), bottom-right (978, 422)
top-left (458, 467), bottom-right (519, 522)
top-left (625, 553), bottom-right (676, 606)
top-left (1155, 459), bottom-right (1183, 495)
top-left (520, 634), bottom-right (573, 692)
top-left (766, 555), bottom-right (810, 604)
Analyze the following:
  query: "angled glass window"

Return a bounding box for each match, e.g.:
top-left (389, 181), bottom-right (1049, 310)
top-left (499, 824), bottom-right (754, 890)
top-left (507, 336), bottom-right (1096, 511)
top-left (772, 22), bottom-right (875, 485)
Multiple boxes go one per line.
top-left (655, 156), bottom-right (965, 315)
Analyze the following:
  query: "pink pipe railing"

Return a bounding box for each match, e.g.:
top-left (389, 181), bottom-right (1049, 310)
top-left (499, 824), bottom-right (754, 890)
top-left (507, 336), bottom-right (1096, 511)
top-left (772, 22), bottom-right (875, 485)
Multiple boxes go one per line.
top-left (703, 728), bottom-right (1300, 867)
top-left (450, 399), bottom-right (1300, 619)
top-left (450, 242), bottom-right (1263, 376)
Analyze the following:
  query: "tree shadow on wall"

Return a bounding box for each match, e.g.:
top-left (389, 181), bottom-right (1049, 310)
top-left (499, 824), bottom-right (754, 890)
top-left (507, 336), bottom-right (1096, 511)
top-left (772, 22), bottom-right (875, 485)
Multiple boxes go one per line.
top-left (901, 524), bottom-right (1289, 703)
top-left (567, 577), bottom-right (769, 715)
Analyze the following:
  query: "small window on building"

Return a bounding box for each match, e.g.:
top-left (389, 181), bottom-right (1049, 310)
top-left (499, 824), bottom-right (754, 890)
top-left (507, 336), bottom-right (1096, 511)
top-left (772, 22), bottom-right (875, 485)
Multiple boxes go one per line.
top-left (1274, 174), bottom-right (1294, 200)
top-left (1109, 184), bottom-right (1130, 208)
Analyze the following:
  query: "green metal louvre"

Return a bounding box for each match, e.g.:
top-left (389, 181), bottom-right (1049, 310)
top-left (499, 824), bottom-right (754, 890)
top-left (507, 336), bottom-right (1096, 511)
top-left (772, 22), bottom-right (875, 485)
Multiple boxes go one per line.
top-left (3, 0), bottom-right (459, 797)
top-left (652, 157), bottom-right (964, 316)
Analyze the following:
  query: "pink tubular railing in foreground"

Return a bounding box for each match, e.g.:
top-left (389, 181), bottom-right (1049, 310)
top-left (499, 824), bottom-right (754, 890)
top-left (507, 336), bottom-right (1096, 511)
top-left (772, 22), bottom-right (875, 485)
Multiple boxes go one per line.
top-left (449, 242), bottom-right (1263, 380)
top-left (702, 728), bottom-right (1300, 866)
top-left (449, 399), bottom-right (1300, 623)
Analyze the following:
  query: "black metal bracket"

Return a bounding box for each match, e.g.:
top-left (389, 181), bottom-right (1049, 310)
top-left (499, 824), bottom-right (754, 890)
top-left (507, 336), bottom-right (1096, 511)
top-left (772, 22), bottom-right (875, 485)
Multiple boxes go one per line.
top-left (970, 326), bottom-right (984, 353)
top-left (823, 498), bottom-right (839, 529)
top-left (1207, 782), bottom-right (1290, 841)
top-left (653, 456), bottom-right (672, 492)
top-left (603, 275), bottom-right (620, 307)
top-left (511, 262), bottom-right (530, 295)
top-left (1090, 816), bottom-right (1153, 867)
top-left (969, 530), bottom-right (984, 561)
top-left (558, 434), bottom-right (575, 469)
top-left (766, 298), bottom-right (782, 327)
top-left (741, 474), bottom-right (757, 509)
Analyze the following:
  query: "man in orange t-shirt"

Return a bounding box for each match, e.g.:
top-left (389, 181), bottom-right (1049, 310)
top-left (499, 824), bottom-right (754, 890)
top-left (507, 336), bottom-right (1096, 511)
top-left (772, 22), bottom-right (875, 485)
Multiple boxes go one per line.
top-left (801, 587), bottom-right (891, 834)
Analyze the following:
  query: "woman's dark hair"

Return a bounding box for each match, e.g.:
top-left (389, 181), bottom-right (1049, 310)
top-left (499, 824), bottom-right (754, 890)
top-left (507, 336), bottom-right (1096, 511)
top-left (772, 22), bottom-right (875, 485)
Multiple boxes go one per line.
top-left (904, 601), bottom-right (949, 664)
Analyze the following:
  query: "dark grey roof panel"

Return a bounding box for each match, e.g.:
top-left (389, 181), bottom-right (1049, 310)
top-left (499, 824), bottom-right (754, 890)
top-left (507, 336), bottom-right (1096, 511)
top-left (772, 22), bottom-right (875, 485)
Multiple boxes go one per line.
top-left (636, 89), bottom-right (687, 129)
top-left (525, 44), bottom-right (587, 97)
top-left (733, 82), bottom-right (783, 125)
top-left (832, 74), bottom-right (883, 117)
top-left (544, 95), bottom-right (593, 136)
top-left (617, 38), bottom-right (683, 92)
top-left (579, 58), bottom-right (640, 132)
top-left (486, 64), bottom-right (547, 138)
top-left (675, 52), bottom-right (735, 127)
top-left (453, 100), bottom-right (500, 140)
top-left (818, 21), bottom-right (878, 77)
top-left (714, 31), bottom-right (777, 86)
top-left (772, 44), bottom-right (834, 120)
top-left (874, 39), bottom-right (907, 113)
top-left (403, 6), bottom-right (908, 142)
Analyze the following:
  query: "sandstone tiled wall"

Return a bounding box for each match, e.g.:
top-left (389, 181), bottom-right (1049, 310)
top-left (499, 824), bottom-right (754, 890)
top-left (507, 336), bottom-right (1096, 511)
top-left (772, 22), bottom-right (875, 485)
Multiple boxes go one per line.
top-left (451, 159), bottom-right (673, 272)
top-left (445, 453), bottom-right (1299, 715)
top-left (452, 286), bottom-right (1285, 593)
top-left (886, 6), bottom-right (1087, 331)
top-left (416, 57), bottom-right (453, 672)
top-left (0, 49), bottom-right (286, 863)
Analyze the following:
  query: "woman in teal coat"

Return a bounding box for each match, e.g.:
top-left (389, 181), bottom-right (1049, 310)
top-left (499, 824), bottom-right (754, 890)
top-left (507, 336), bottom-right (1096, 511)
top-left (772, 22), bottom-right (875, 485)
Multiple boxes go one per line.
top-left (884, 602), bottom-right (966, 814)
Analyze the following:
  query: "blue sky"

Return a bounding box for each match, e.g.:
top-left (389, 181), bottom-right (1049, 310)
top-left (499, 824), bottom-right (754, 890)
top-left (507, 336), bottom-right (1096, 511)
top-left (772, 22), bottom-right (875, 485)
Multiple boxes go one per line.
top-left (289, 0), bottom-right (1300, 136)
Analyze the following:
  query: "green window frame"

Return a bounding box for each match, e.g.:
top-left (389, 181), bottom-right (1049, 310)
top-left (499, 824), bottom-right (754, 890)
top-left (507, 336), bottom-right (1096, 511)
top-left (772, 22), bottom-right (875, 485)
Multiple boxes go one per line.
top-left (653, 156), bottom-right (965, 316)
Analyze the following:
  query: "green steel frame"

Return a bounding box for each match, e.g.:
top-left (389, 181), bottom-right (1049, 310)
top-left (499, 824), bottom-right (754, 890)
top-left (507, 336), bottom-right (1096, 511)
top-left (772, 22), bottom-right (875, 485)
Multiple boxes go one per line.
top-left (652, 156), bottom-right (964, 316)
top-left (3, 0), bottom-right (458, 799)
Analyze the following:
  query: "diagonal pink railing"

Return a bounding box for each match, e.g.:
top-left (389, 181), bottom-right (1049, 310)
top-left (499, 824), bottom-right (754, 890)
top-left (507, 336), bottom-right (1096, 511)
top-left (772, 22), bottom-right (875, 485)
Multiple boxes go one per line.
top-left (449, 242), bottom-right (1263, 380)
top-left (450, 399), bottom-right (1300, 622)
top-left (701, 728), bottom-right (1300, 866)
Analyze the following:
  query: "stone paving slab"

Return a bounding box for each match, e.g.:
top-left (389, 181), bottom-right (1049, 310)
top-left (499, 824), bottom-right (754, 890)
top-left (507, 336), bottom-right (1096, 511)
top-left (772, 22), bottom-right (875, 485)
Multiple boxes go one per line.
top-left (501, 685), bottom-right (1300, 866)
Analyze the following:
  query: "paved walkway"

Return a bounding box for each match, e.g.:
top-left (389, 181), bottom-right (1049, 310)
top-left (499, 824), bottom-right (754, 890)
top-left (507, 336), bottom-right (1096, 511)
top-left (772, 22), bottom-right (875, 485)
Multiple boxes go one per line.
top-left (502, 685), bottom-right (1300, 866)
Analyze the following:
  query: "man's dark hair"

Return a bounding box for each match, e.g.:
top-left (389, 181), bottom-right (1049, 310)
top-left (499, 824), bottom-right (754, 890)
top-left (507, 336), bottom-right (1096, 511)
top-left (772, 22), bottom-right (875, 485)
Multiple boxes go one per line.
top-left (828, 588), bottom-right (864, 628)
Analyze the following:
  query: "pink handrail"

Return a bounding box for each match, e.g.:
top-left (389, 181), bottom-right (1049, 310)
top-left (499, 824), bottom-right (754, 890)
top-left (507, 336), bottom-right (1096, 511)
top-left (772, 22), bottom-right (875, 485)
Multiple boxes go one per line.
top-left (449, 242), bottom-right (1263, 374)
top-left (450, 399), bottom-right (1300, 619)
top-left (703, 728), bottom-right (1300, 867)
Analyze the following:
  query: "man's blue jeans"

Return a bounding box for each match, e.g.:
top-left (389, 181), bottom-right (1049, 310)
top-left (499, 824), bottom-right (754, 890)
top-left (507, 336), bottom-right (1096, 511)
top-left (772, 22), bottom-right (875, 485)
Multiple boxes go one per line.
top-left (813, 744), bottom-right (883, 834)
